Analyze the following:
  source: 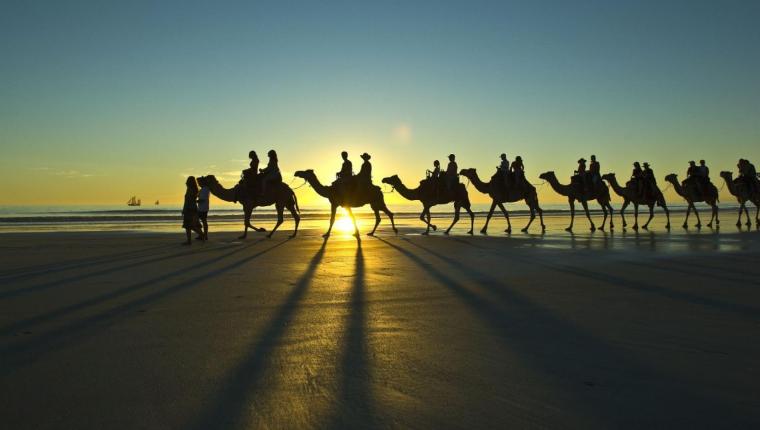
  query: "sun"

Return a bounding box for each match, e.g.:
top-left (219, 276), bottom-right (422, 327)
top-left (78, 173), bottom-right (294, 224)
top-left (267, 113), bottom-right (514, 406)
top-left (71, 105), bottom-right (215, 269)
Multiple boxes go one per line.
top-left (333, 209), bottom-right (359, 234)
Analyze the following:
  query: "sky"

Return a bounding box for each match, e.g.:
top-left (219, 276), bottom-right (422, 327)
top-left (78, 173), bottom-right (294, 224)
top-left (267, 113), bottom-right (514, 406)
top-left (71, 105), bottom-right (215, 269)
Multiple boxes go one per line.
top-left (1, 0), bottom-right (759, 206)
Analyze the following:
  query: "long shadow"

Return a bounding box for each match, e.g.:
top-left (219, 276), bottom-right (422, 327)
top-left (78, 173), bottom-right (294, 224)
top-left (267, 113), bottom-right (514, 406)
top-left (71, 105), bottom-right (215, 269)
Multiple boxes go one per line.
top-left (375, 237), bottom-right (747, 426)
top-left (327, 243), bottom-right (374, 428)
top-left (190, 240), bottom-right (327, 430)
top-left (0, 243), bottom-right (175, 282)
top-left (624, 258), bottom-right (760, 287)
top-left (0, 239), bottom-right (290, 373)
top-left (0, 242), bottom-right (224, 300)
top-left (0, 240), bottom-right (265, 337)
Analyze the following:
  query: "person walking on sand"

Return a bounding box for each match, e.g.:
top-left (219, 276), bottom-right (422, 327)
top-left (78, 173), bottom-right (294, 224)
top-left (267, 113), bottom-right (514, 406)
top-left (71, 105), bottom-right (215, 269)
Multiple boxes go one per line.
top-left (197, 180), bottom-right (210, 240)
top-left (182, 176), bottom-right (204, 245)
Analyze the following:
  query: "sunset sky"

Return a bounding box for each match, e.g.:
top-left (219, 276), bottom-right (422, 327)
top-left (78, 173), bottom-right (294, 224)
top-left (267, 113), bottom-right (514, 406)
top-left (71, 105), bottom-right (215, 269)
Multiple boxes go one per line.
top-left (2, 1), bottom-right (759, 206)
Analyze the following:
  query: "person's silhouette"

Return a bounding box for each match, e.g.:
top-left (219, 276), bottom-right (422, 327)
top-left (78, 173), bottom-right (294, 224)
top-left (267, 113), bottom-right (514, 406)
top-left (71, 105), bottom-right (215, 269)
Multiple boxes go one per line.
top-left (687, 160), bottom-right (705, 196)
top-left (337, 151), bottom-right (353, 179)
top-left (356, 152), bottom-right (372, 191)
top-left (511, 155), bottom-right (525, 186)
top-left (428, 160), bottom-right (441, 179)
top-left (642, 162), bottom-right (657, 198)
top-left (498, 153), bottom-right (510, 190)
top-left (576, 158), bottom-right (588, 192)
top-left (182, 176), bottom-right (204, 245)
top-left (446, 154), bottom-right (458, 191)
top-left (589, 155), bottom-right (601, 189)
top-left (259, 149), bottom-right (281, 195)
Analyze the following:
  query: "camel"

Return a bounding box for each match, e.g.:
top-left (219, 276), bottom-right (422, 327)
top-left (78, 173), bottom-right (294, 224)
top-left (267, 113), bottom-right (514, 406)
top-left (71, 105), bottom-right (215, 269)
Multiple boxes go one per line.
top-left (196, 175), bottom-right (300, 239)
top-left (664, 174), bottom-right (719, 229)
top-left (602, 173), bottom-right (670, 230)
top-left (538, 171), bottom-right (614, 232)
top-left (293, 170), bottom-right (397, 238)
top-left (381, 174), bottom-right (474, 235)
top-left (458, 168), bottom-right (545, 234)
top-left (719, 171), bottom-right (759, 228)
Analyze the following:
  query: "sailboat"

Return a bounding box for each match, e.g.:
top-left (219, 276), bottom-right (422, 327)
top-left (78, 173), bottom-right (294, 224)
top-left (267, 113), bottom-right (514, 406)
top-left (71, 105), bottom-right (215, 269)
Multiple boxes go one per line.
top-left (155, 200), bottom-right (160, 206)
top-left (127, 196), bottom-right (141, 207)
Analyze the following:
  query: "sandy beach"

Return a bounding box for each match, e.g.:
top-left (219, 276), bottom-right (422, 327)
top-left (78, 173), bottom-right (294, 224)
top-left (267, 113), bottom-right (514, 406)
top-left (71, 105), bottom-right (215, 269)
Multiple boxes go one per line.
top-left (1, 225), bottom-right (759, 429)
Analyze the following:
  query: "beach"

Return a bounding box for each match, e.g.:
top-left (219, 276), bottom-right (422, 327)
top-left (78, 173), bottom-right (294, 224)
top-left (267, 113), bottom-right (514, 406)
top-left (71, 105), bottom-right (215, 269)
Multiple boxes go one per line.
top-left (2, 223), bottom-right (760, 429)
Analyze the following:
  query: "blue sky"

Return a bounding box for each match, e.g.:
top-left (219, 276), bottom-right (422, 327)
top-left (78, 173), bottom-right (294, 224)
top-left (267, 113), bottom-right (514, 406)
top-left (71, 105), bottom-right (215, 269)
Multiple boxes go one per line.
top-left (2, 0), bottom-right (759, 204)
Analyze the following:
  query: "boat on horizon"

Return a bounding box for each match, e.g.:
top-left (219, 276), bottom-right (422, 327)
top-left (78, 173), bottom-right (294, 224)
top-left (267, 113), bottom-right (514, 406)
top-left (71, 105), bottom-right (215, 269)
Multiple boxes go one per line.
top-left (127, 196), bottom-right (141, 207)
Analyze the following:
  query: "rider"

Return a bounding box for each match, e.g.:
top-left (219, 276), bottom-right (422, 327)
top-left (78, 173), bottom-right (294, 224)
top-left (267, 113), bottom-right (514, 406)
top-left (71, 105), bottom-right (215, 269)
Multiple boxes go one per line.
top-left (337, 151), bottom-right (353, 179)
top-left (236, 150), bottom-right (259, 202)
top-left (446, 154), bottom-right (458, 191)
top-left (428, 160), bottom-right (441, 179)
top-left (687, 160), bottom-right (705, 196)
top-left (699, 160), bottom-right (710, 179)
top-left (632, 161), bottom-right (644, 196)
top-left (589, 155), bottom-right (601, 190)
top-left (642, 162), bottom-right (657, 198)
top-left (739, 158), bottom-right (759, 194)
top-left (498, 153), bottom-right (510, 189)
top-left (576, 158), bottom-right (588, 192)
top-left (259, 149), bottom-right (281, 195)
top-left (356, 152), bottom-right (372, 190)
top-left (511, 156), bottom-right (525, 185)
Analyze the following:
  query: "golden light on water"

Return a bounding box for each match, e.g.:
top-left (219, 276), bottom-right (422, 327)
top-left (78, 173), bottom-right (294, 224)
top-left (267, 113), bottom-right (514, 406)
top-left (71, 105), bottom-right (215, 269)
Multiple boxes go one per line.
top-left (333, 209), bottom-right (361, 234)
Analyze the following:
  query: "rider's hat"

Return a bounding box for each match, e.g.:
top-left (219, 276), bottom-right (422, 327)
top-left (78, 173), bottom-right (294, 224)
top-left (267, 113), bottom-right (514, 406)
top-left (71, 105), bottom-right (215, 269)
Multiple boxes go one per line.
top-left (578, 158), bottom-right (586, 163)
top-left (689, 160), bottom-right (696, 165)
top-left (361, 152), bottom-right (371, 160)
top-left (643, 162), bottom-right (650, 167)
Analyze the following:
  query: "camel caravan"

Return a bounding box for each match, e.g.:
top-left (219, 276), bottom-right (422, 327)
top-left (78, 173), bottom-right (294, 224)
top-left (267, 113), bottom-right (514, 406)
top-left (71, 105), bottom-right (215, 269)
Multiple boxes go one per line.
top-left (182, 151), bottom-right (760, 241)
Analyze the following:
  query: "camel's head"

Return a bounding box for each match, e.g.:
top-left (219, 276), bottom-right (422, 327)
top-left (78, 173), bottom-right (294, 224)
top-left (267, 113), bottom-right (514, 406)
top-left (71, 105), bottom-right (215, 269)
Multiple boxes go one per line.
top-left (601, 173), bottom-right (615, 181)
top-left (294, 169), bottom-right (314, 179)
top-left (720, 171), bottom-right (733, 179)
top-left (538, 171), bottom-right (555, 181)
top-left (197, 175), bottom-right (218, 187)
top-left (459, 168), bottom-right (476, 178)
top-left (664, 173), bottom-right (678, 183)
top-left (381, 175), bottom-right (400, 186)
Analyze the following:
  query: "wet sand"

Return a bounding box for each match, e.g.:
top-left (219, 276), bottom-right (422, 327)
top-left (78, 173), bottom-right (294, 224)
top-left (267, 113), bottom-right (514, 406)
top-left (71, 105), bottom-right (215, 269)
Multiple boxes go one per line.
top-left (2, 225), bottom-right (760, 429)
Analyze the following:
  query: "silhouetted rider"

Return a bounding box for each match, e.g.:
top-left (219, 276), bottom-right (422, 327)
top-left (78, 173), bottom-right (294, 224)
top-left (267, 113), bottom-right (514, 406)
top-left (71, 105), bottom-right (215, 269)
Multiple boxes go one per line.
top-left (511, 156), bottom-right (525, 185)
top-left (446, 154), bottom-right (458, 191)
top-left (259, 150), bottom-right (281, 195)
top-left (589, 155), bottom-right (601, 188)
top-left (686, 160), bottom-right (705, 196)
top-left (576, 158), bottom-right (588, 193)
top-left (356, 152), bottom-right (372, 190)
top-left (642, 162), bottom-right (657, 197)
top-left (498, 153), bottom-right (510, 189)
top-left (632, 161), bottom-right (644, 196)
top-left (427, 160), bottom-right (441, 179)
top-left (337, 151), bottom-right (353, 179)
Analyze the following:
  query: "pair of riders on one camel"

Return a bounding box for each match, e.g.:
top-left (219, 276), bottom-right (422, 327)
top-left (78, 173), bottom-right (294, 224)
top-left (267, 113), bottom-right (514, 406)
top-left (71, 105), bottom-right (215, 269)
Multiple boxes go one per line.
top-left (684, 159), bottom-right (714, 198)
top-left (629, 161), bottom-right (659, 200)
top-left (425, 154), bottom-right (459, 197)
top-left (334, 151), bottom-right (374, 197)
top-left (573, 155), bottom-right (603, 194)
top-left (237, 149), bottom-right (282, 202)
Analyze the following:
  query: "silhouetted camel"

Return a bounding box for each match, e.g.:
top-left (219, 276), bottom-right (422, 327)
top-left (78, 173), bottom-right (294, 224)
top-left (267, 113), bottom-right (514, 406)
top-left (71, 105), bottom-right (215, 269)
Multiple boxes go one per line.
top-left (538, 171), bottom-right (614, 232)
top-left (294, 170), bottom-right (397, 237)
top-left (664, 174), bottom-right (719, 229)
top-left (459, 168), bottom-right (545, 233)
top-left (719, 171), bottom-right (759, 228)
top-left (197, 175), bottom-right (300, 239)
top-left (602, 173), bottom-right (670, 230)
top-left (381, 175), bottom-right (474, 235)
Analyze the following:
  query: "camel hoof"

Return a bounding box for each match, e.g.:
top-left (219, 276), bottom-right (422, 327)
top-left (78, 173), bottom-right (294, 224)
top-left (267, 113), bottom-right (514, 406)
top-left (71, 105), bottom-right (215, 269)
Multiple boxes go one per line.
top-left (623, 222), bottom-right (627, 227)
top-left (290, 233), bottom-right (297, 238)
top-left (258, 227), bottom-right (267, 232)
top-left (431, 225), bottom-right (438, 231)
top-left (696, 224), bottom-right (702, 229)
top-left (633, 225), bottom-right (638, 231)
top-left (366, 232), bottom-right (375, 237)
top-left (642, 225), bottom-right (649, 230)
top-left (505, 228), bottom-right (512, 234)
top-left (266, 234), bottom-right (273, 239)
top-left (521, 228), bottom-right (528, 233)
top-left (467, 230), bottom-right (473, 235)
top-left (590, 226), bottom-right (596, 232)
top-left (707, 223), bottom-right (712, 228)
top-left (541, 225), bottom-right (546, 231)
top-left (737, 222), bottom-right (742, 228)
top-left (565, 227), bottom-right (573, 232)
top-left (665, 224), bottom-right (671, 230)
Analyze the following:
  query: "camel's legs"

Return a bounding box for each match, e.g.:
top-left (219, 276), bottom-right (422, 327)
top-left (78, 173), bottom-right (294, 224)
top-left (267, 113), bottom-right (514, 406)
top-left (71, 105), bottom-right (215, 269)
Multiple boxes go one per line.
top-left (642, 204), bottom-right (655, 229)
top-left (445, 204), bottom-right (461, 234)
top-left (522, 201), bottom-right (536, 232)
top-left (287, 202), bottom-right (300, 237)
top-left (427, 209), bottom-right (437, 231)
top-left (240, 205), bottom-right (253, 239)
top-left (267, 203), bottom-right (286, 238)
top-left (421, 206), bottom-right (432, 235)
top-left (620, 200), bottom-right (629, 228)
top-left (481, 201), bottom-right (497, 234)
top-left (582, 200), bottom-right (596, 231)
top-left (607, 202), bottom-right (614, 230)
top-left (693, 203), bottom-right (702, 228)
top-left (736, 203), bottom-right (746, 227)
top-left (323, 205), bottom-right (337, 237)
top-left (633, 203), bottom-right (639, 230)
top-left (498, 203), bottom-right (511, 233)
top-left (537, 205), bottom-right (546, 231)
top-left (683, 203), bottom-right (692, 228)
top-left (755, 201), bottom-right (760, 227)
top-left (567, 199), bottom-right (575, 232)
top-left (368, 207), bottom-right (381, 236)
top-left (345, 207), bottom-right (360, 238)
top-left (464, 204), bottom-right (474, 235)
top-left (380, 204), bottom-right (397, 234)
top-left (743, 204), bottom-right (751, 227)
top-left (662, 202), bottom-right (671, 229)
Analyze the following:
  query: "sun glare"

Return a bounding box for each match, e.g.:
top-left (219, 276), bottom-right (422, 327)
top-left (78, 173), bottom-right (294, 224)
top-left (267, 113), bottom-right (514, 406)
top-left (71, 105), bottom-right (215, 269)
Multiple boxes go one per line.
top-left (334, 209), bottom-right (359, 234)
